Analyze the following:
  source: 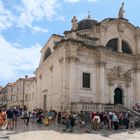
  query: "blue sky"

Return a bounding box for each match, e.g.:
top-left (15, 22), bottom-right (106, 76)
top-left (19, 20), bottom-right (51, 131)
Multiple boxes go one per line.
top-left (0, 0), bottom-right (140, 86)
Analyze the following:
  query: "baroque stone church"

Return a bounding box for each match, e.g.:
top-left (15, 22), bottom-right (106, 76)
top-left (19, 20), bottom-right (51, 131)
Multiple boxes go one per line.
top-left (34, 3), bottom-right (140, 111)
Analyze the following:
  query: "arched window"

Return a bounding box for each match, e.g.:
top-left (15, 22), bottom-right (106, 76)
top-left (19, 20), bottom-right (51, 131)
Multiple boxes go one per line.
top-left (122, 40), bottom-right (132, 54)
top-left (106, 38), bottom-right (118, 52)
top-left (43, 47), bottom-right (51, 62)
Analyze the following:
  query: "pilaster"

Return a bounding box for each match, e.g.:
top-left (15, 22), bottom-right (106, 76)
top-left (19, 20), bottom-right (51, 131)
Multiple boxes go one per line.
top-left (135, 27), bottom-right (140, 53)
top-left (133, 65), bottom-right (140, 103)
top-left (65, 43), bottom-right (79, 109)
top-left (96, 47), bottom-right (107, 103)
top-left (98, 61), bottom-right (106, 103)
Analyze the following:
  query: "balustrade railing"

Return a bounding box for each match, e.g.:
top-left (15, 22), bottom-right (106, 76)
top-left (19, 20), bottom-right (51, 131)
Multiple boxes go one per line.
top-left (71, 102), bottom-right (133, 112)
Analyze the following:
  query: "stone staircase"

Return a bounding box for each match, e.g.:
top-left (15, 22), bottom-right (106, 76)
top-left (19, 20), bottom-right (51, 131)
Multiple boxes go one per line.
top-left (116, 104), bottom-right (140, 127)
top-left (116, 104), bottom-right (140, 115)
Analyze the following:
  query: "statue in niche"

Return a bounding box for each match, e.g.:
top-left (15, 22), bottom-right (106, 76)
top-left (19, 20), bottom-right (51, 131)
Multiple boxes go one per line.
top-left (114, 65), bottom-right (123, 78)
top-left (118, 2), bottom-right (125, 18)
top-left (124, 69), bottom-right (132, 80)
top-left (116, 65), bottom-right (122, 78)
top-left (71, 16), bottom-right (78, 31)
top-left (109, 65), bottom-right (123, 78)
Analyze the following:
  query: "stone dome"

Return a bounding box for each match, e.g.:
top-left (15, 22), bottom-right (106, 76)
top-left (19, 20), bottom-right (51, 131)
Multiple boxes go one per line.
top-left (77, 18), bottom-right (98, 31)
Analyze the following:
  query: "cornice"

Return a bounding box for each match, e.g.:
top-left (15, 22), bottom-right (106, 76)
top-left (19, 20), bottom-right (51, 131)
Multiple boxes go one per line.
top-left (65, 56), bottom-right (79, 63)
top-left (106, 50), bottom-right (135, 62)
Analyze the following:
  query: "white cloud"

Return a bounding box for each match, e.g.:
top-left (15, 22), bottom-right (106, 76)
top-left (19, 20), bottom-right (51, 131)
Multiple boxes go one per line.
top-left (0, 0), bottom-right (98, 32)
top-left (0, 35), bottom-right (42, 85)
top-left (13, 43), bottom-right (21, 48)
top-left (0, 0), bottom-right (16, 30)
top-left (57, 16), bottom-right (66, 22)
top-left (18, 12), bottom-right (34, 27)
top-left (31, 26), bottom-right (49, 33)
top-left (0, 0), bottom-right (59, 31)
top-left (18, 0), bottom-right (59, 27)
top-left (88, 0), bottom-right (98, 2)
top-left (64, 0), bottom-right (98, 3)
top-left (64, 0), bottom-right (80, 3)
top-left (0, 0), bottom-right (4, 11)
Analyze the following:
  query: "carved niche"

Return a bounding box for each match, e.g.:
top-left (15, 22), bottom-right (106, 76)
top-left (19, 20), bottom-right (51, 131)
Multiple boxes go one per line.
top-left (107, 65), bottom-right (132, 87)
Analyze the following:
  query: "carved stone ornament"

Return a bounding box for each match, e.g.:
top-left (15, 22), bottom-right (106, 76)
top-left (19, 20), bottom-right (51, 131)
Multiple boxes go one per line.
top-left (101, 23), bottom-right (108, 31)
top-left (118, 22), bottom-right (126, 32)
top-left (107, 65), bottom-right (132, 87)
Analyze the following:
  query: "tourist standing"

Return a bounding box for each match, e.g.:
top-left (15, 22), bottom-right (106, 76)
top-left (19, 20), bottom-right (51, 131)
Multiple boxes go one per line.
top-left (6, 108), bottom-right (14, 130)
top-left (0, 109), bottom-right (6, 130)
top-left (93, 112), bottom-right (100, 131)
top-left (13, 107), bottom-right (19, 128)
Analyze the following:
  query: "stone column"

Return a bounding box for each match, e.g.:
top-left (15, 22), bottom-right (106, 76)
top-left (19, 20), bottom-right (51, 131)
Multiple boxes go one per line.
top-left (118, 37), bottom-right (122, 53)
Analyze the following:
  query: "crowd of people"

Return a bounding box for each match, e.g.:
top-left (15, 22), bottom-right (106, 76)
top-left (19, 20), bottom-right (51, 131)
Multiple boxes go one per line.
top-left (0, 105), bottom-right (138, 132)
top-left (0, 106), bottom-right (28, 130)
top-left (62, 111), bottom-right (136, 132)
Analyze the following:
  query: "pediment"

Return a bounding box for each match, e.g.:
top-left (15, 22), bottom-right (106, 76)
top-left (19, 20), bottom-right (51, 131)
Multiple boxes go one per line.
top-left (100, 18), bottom-right (137, 33)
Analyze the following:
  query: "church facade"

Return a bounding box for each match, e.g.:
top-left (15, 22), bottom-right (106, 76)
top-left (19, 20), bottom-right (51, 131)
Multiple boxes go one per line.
top-left (33, 4), bottom-right (140, 111)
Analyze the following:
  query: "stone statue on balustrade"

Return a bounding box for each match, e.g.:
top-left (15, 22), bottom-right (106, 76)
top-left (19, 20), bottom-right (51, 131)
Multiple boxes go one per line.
top-left (118, 2), bottom-right (125, 18)
top-left (71, 16), bottom-right (78, 31)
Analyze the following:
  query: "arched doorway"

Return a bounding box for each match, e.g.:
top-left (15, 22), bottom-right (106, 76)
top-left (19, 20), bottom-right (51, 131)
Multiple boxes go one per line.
top-left (114, 88), bottom-right (123, 104)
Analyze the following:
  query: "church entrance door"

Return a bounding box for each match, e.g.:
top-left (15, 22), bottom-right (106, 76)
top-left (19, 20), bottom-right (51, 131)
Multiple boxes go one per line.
top-left (114, 88), bottom-right (123, 104)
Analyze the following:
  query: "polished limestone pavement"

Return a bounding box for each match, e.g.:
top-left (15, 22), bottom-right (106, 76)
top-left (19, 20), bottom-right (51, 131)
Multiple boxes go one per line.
top-left (0, 121), bottom-right (140, 140)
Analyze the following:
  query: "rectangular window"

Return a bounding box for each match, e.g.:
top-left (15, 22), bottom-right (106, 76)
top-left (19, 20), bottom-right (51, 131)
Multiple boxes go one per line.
top-left (82, 73), bottom-right (90, 88)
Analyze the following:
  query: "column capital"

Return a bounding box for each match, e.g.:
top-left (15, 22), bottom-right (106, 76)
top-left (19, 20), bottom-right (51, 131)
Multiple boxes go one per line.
top-left (96, 61), bottom-right (106, 66)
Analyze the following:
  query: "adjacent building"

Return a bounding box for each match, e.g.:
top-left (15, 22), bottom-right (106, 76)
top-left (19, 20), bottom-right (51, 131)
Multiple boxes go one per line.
top-left (0, 86), bottom-right (3, 106)
top-left (0, 76), bottom-right (35, 109)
